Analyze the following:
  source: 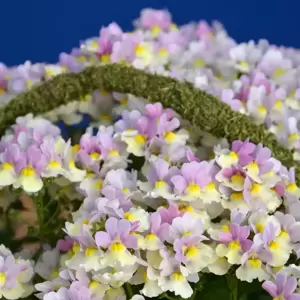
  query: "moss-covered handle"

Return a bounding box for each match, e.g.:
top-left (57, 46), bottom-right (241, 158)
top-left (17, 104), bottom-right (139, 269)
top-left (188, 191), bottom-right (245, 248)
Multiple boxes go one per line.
top-left (0, 63), bottom-right (299, 183)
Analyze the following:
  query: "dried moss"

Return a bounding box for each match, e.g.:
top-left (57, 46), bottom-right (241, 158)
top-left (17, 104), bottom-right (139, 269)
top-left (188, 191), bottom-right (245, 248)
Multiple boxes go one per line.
top-left (0, 63), bottom-right (299, 183)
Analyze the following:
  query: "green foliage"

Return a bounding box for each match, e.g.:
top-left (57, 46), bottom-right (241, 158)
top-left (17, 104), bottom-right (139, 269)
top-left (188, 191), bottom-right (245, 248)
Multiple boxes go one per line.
top-left (0, 64), bottom-right (299, 183)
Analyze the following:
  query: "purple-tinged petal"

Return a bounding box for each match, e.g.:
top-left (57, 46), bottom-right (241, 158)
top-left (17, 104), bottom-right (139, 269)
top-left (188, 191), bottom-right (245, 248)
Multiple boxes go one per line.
top-left (262, 281), bottom-right (278, 297)
top-left (276, 272), bottom-right (288, 295)
top-left (171, 175), bottom-right (187, 194)
top-left (105, 217), bottom-right (118, 239)
top-left (95, 231), bottom-right (111, 248)
top-left (284, 277), bottom-right (298, 297)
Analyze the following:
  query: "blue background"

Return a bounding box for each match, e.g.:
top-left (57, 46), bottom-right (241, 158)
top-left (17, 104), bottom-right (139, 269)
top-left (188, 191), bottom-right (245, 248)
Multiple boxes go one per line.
top-left (1, 0), bottom-right (298, 66)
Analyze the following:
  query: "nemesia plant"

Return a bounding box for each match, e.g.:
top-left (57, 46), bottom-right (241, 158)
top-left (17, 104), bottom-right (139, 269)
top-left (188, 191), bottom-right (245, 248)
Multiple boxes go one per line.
top-left (2, 8), bottom-right (300, 300)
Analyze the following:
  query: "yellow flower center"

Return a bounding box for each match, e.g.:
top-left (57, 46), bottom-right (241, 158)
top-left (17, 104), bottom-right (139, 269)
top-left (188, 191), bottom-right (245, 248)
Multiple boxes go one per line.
top-left (287, 183), bottom-right (297, 192)
top-left (0, 88), bottom-right (5, 94)
top-left (26, 80), bottom-right (33, 88)
top-left (69, 160), bottom-right (76, 169)
top-left (95, 181), bottom-right (103, 190)
top-left (231, 192), bottom-right (243, 201)
top-left (289, 133), bottom-right (299, 141)
top-left (273, 68), bottom-right (285, 78)
top-left (185, 246), bottom-right (199, 259)
top-left (135, 44), bottom-right (145, 56)
top-left (72, 244), bottom-right (80, 254)
top-left (72, 144), bottom-right (80, 152)
top-left (22, 166), bottom-right (35, 177)
top-left (76, 56), bottom-right (86, 63)
top-left (251, 183), bottom-right (261, 194)
top-left (164, 132), bottom-right (176, 143)
top-left (109, 149), bottom-right (119, 156)
top-left (51, 268), bottom-right (59, 279)
top-left (279, 230), bottom-right (289, 238)
top-left (1, 162), bottom-right (13, 170)
top-left (120, 98), bottom-right (128, 105)
top-left (172, 272), bottom-right (184, 281)
top-left (101, 54), bottom-right (111, 63)
top-left (231, 173), bottom-right (244, 185)
top-left (229, 151), bottom-right (238, 160)
top-left (122, 188), bottom-right (130, 194)
top-left (269, 241), bottom-right (279, 250)
top-left (159, 48), bottom-right (168, 56)
top-left (256, 223), bottom-right (264, 233)
top-left (155, 180), bottom-right (167, 189)
top-left (205, 182), bottom-right (216, 191)
top-left (85, 248), bottom-right (97, 257)
top-left (90, 152), bottom-right (100, 160)
top-left (239, 61), bottom-right (249, 69)
top-left (151, 25), bottom-right (161, 37)
top-left (124, 212), bottom-right (135, 222)
top-left (89, 280), bottom-right (100, 289)
top-left (49, 160), bottom-right (61, 168)
top-left (0, 272), bottom-right (6, 286)
top-left (82, 220), bottom-right (89, 225)
top-left (178, 204), bottom-right (194, 213)
top-left (111, 242), bottom-right (126, 253)
top-left (135, 134), bottom-right (147, 144)
top-left (222, 225), bottom-right (230, 232)
top-left (145, 233), bottom-right (157, 241)
top-left (229, 241), bottom-right (240, 250)
top-left (186, 183), bottom-right (200, 194)
top-left (274, 100), bottom-right (283, 109)
top-left (182, 231), bottom-right (193, 237)
top-left (258, 106), bottom-right (267, 114)
top-left (248, 257), bottom-right (261, 269)
top-left (194, 58), bottom-right (205, 68)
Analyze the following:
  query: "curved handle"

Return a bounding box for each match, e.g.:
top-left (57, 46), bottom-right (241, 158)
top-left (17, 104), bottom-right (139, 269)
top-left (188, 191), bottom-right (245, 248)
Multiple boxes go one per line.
top-left (0, 63), bottom-right (299, 183)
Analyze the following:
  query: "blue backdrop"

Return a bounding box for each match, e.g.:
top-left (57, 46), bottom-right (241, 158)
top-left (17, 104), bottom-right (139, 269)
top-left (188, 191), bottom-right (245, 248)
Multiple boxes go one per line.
top-left (1, 0), bottom-right (298, 66)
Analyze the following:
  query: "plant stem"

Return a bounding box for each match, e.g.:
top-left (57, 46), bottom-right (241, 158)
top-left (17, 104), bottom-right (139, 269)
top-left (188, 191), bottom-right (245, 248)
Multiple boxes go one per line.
top-left (124, 283), bottom-right (134, 298)
top-left (35, 191), bottom-right (45, 241)
top-left (226, 275), bottom-right (238, 300)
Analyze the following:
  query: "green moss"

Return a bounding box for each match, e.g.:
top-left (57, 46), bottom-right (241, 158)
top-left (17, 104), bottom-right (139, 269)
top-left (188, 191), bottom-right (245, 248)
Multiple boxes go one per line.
top-left (1, 63), bottom-right (300, 183)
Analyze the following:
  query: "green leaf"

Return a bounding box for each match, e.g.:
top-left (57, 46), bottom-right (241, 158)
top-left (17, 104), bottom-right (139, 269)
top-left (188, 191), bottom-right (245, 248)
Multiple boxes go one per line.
top-left (198, 275), bottom-right (230, 300)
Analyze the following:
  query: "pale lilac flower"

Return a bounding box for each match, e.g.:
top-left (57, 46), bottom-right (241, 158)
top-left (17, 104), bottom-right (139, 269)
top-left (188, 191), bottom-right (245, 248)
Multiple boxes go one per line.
top-left (136, 8), bottom-right (172, 30)
top-left (98, 23), bottom-right (123, 55)
top-left (0, 144), bottom-right (23, 187)
top-left (236, 243), bottom-right (271, 282)
top-left (40, 137), bottom-right (64, 178)
top-left (171, 161), bottom-right (220, 203)
top-left (167, 212), bottom-right (205, 243)
top-left (243, 143), bottom-right (274, 183)
top-left (263, 272), bottom-right (300, 300)
top-left (13, 145), bottom-right (47, 193)
top-left (35, 248), bottom-right (60, 280)
top-left (174, 235), bottom-right (214, 273)
top-left (221, 89), bottom-right (244, 112)
top-left (139, 158), bottom-right (179, 199)
top-left (59, 53), bottom-right (83, 72)
top-left (8, 62), bottom-right (43, 94)
top-left (95, 218), bottom-right (138, 267)
top-left (216, 223), bottom-right (252, 264)
top-left (144, 212), bottom-right (169, 250)
top-left (254, 222), bottom-right (292, 267)
top-left (258, 48), bottom-right (293, 79)
top-left (216, 139), bottom-right (256, 168)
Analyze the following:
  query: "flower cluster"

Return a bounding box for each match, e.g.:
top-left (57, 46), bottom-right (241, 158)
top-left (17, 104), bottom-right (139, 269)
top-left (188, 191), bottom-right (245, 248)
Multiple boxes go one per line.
top-left (2, 7), bottom-right (300, 300)
top-left (0, 245), bottom-right (34, 300)
top-left (1, 9), bottom-right (300, 161)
